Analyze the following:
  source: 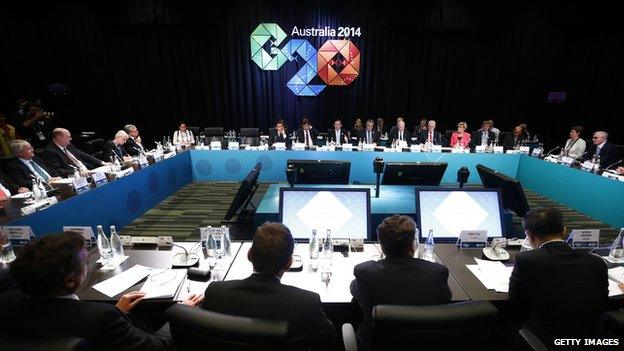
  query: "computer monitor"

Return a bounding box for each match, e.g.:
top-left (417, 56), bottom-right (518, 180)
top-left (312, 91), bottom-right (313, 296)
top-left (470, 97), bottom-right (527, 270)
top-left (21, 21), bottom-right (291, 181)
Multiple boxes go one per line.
top-left (286, 159), bottom-right (351, 184)
top-left (381, 162), bottom-right (448, 185)
top-left (223, 162), bottom-right (262, 221)
top-left (415, 187), bottom-right (504, 241)
top-left (279, 187), bottom-right (370, 240)
top-left (476, 164), bottom-right (531, 218)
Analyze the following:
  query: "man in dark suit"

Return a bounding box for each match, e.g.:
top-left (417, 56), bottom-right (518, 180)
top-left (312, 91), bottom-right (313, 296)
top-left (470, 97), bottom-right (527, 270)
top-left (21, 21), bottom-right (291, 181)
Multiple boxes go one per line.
top-left (123, 124), bottom-right (145, 156)
top-left (358, 119), bottom-right (381, 144)
top-left (268, 120), bottom-right (290, 147)
top-left (582, 131), bottom-right (619, 169)
top-left (388, 120), bottom-right (411, 146)
top-left (104, 130), bottom-right (133, 162)
top-left (418, 120), bottom-right (443, 145)
top-left (508, 207), bottom-right (608, 347)
top-left (295, 118), bottom-right (319, 147)
top-left (0, 231), bottom-right (204, 351)
top-left (41, 128), bottom-right (107, 177)
top-left (502, 125), bottom-right (527, 150)
top-left (326, 118), bottom-right (349, 145)
top-left (470, 120), bottom-right (497, 148)
top-left (350, 215), bottom-right (451, 348)
top-left (4, 140), bottom-right (60, 189)
top-left (201, 222), bottom-right (338, 350)
top-left (0, 169), bottom-right (28, 199)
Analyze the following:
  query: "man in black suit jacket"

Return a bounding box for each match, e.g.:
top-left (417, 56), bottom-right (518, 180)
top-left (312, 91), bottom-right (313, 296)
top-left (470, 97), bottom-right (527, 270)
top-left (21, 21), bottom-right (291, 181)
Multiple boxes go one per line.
top-left (418, 120), bottom-right (443, 145)
top-left (202, 222), bottom-right (338, 350)
top-left (508, 207), bottom-right (608, 347)
top-left (358, 119), bottom-right (381, 144)
top-left (0, 169), bottom-right (28, 199)
top-left (268, 120), bottom-right (291, 147)
top-left (295, 118), bottom-right (319, 147)
top-left (388, 120), bottom-right (411, 146)
top-left (4, 140), bottom-right (60, 189)
top-left (326, 119), bottom-right (349, 145)
top-left (582, 131), bottom-right (619, 169)
top-left (0, 231), bottom-right (204, 351)
top-left (123, 124), bottom-right (145, 156)
top-left (502, 125), bottom-right (527, 150)
top-left (350, 215), bottom-right (451, 348)
top-left (104, 130), bottom-right (133, 162)
top-left (41, 128), bottom-right (106, 177)
top-left (470, 121), bottom-right (497, 148)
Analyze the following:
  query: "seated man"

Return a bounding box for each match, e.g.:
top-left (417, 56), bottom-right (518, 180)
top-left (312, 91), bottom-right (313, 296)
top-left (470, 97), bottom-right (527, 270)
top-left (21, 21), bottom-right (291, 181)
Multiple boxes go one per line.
top-left (0, 169), bottom-right (28, 200)
top-left (123, 124), bottom-right (145, 156)
top-left (326, 118), bottom-right (349, 145)
top-left (4, 139), bottom-right (60, 189)
top-left (418, 119), bottom-right (442, 145)
top-left (582, 131), bottom-right (619, 169)
top-left (388, 120), bottom-right (411, 146)
top-left (104, 130), bottom-right (133, 163)
top-left (502, 125), bottom-right (527, 150)
top-left (41, 128), bottom-right (107, 177)
top-left (509, 207), bottom-right (608, 346)
top-left (470, 120), bottom-right (496, 148)
top-left (350, 215), bottom-right (451, 347)
top-left (201, 222), bottom-right (338, 350)
top-left (358, 119), bottom-right (381, 144)
top-left (295, 118), bottom-right (318, 147)
top-left (268, 120), bottom-right (290, 147)
top-left (0, 231), bottom-right (203, 351)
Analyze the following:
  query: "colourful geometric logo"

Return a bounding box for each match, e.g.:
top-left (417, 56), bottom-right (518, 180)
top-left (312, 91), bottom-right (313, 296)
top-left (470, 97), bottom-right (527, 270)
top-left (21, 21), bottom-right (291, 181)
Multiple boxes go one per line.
top-left (250, 23), bottom-right (360, 96)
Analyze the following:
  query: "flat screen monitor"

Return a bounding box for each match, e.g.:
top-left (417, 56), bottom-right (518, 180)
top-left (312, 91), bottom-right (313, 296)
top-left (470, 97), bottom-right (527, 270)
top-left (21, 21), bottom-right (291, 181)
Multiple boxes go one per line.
top-left (279, 187), bottom-right (370, 240)
top-left (415, 188), bottom-right (504, 241)
top-left (381, 162), bottom-right (448, 186)
top-left (476, 164), bottom-right (530, 218)
top-left (223, 162), bottom-right (262, 220)
top-left (286, 159), bottom-right (351, 184)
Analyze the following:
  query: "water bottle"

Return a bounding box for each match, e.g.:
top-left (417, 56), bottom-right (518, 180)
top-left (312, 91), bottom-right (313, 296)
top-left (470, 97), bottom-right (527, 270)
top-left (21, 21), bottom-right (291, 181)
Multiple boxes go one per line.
top-left (592, 155), bottom-right (601, 173)
top-left (206, 232), bottom-right (217, 268)
top-left (73, 168), bottom-right (81, 179)
top-left (320, 229), bottom-right (333, 282)
top-left (222, 226), bottom-right (232, 257)
top-left (38, 179), bottom-right (47, 200)
top-left (421, 229), bottom-right (435, 262)
top-left (96, 225), bottom-right (112, 265)
top-left (322, 229), bottom-right (333, 259)
top-left (309, 229), bottom-right (319, 259)
top-left (109, 225), bottom-right (124, 259)
top-left (162, 136), bottom-right (167, 146)
top-left (609, 228), bottom-right (624, 260)
top-left (32, 179), bottom-right (41, 201)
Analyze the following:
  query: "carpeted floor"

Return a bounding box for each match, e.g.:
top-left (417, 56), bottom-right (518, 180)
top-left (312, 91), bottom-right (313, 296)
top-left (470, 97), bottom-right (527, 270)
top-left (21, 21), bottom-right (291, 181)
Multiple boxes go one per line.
top-left (121, 181), bottom-right (620, 243)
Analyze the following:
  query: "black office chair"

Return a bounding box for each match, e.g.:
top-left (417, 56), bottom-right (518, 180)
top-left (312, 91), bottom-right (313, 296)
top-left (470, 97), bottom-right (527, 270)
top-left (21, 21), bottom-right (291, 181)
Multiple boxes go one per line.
top-left (188, 126), bottom-right (200, 137)
top-left (342, 301), bottom-right (499, 351)
top-left (165, 304), bottom-right (303, 351)
top-left (83, 138), bottom-right (105, 155)
top-left (240, 128), bottom-right (260, 146)
top-left (0, 337), bottom-right (89, 351)
top-left (92, 151), bottom-right (106, 162)
top-left (205, 127), bottom-right (225, 145)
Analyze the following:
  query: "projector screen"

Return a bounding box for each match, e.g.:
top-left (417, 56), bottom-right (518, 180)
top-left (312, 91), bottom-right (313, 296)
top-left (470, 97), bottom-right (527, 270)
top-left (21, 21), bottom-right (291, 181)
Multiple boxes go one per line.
top-left (415, 188), bottom-right (504, 240)
top-left (279, 188), bottom-right (370, 240)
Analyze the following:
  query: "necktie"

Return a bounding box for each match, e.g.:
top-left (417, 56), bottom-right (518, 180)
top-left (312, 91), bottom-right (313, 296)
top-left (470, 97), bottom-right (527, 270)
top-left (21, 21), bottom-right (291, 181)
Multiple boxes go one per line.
top-left (117, 145), bottom-right (123, 157)
top-left (367, 131), bottom-right (371, 144)
top-left (336, 131), bottom-right (340, 143)
top-left (64, 148), bottom-right (84, 168)
top-left (595, 146), bottom-right (602, 157)
top-left (399, 132), bottom-right (403, 141)
top-left (482, 132), bottom-right (488, 146)
top-left (429, 132), bottom-right (433, 142)
top-left (30, 161), bottom-right (50, 181)
top-left (305, 131), bottom-right (310, 146)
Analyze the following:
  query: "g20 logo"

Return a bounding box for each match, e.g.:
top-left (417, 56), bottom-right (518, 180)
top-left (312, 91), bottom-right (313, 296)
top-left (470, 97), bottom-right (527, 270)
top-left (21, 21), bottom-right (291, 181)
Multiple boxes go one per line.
top-left (250, 23), bottom-right (360, 96)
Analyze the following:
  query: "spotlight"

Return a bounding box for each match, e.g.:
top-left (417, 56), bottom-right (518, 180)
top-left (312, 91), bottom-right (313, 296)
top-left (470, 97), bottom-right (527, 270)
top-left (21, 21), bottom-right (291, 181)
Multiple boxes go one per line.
top-left (457, 166), bottom-right (470, 188)
top-left (373, 156), bottom-right (385, 198)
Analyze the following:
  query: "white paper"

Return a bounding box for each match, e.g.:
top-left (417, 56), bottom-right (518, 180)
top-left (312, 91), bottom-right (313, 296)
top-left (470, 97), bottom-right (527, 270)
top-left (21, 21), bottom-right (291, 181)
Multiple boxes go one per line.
top-left (467, 258), bottom-right (514, 293)
top-left (140, 269), bottom-right (187, 299)
top-left (608, 267), bottom-right (624, 283)
top-left (608, 279), bottom-right (623, 297)
top-left (92, 264), bottom-right (152, 297)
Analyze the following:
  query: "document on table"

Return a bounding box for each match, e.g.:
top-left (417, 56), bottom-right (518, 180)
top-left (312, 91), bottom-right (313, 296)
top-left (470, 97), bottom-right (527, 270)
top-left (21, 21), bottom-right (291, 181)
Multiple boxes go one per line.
top-left (608, 267), bottom-right (624, 297)
top-left (140, 269), bottom-right (187, 299)
top-left (466, 258), bottom-right (514, 293)
top-left (92, 265), bottom-right (154, 297)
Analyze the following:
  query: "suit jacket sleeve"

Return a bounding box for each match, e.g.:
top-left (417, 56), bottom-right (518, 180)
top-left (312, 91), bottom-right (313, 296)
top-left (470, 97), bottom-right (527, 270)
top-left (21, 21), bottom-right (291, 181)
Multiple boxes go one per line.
top-left (508, 254), bottom-right (529, 311)
top-left (4, 161), bottom-right (32, 188)
top-left (41, 148), bottom-right (72, 177)
top-left (96, 306), bottom-right (173, 351)
top-left (307, 293), bottom-right (338, 351)
top-left (73, 147), bottom-right (104, 167)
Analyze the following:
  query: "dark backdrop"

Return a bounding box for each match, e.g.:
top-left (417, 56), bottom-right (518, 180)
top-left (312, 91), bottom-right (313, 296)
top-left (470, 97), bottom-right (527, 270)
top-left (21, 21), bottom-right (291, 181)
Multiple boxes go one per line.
top-left (1, 0), bottom-right (622, 146)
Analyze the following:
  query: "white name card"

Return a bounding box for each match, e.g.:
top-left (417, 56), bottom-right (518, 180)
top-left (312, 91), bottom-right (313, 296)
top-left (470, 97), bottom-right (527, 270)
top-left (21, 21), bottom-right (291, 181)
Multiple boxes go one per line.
top-left (273, 142), bottom-right (286, 150)
top-left (531, 148), bottom-right (543, 157)
top-left (138, 156), bottom-right (149, 169)
top-left (569, 229), bottom-right (599, 248)
top-left (505, 149), bottom-right (519, 154)
top-left (72, 177), bottom-right (90, 195)
top-left (493, 146), bottom-right (504, 153)
top-left (396, 140), bottom-right (408, 148)
top-left (519, 146), bottom-right (530, 154)
top-left (163, 151), bottom-right (176, 159)
top-left (451, 147), bottom-right (469, 153)
top-left (114, 167), bottom-right (134, 178)
top-left (3, 226), bottom-right (35, 245)
top-left (292, 142), bottom-right (306, 150)
top-left (475, 145), bottom-right (487, 153)
top-left (341, 144), bottom-right (353, 151)
top-left (19, 199), bottom-right (50, 216)
top-left (410, 145), bottom-right (422, 152)
top-left (580, 161), bottom-right (597, 172)
top-left (92, 172), bottom-right (108, 187)
top-left (458, 230), bottom-right (488, 249)
top-left (363, 143), bottom-right (376, 151)
top-left (228, 142), bottom-right (240, 150)
top-left (431, 145), bottom-right (443, 152)
top-left (63, 226), bottom-right (95, 246)
top-left (602, 171), bottom-right (624, 182)
top-left (210, 141), bottom-right (222, 150)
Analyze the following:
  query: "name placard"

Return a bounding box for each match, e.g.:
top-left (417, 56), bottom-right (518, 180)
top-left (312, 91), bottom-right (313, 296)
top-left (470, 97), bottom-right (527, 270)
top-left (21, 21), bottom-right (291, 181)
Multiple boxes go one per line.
top-left (92, 172), bottom-right (108, 187)
top-left (580, 161), bottom-right (597, 172)
top-left (475, 145), bottom-right (487, 153)
top-left (273, 142), bottom-right (287, 150)
top-left (519, 146), bottom-right (530, 154)
top-left (228, 142), bottom-right (240, 150)
top-left (292, 142), bottom-right (306, 150)
top-left (569, 229), bottom-right (599, 248)
top-left (210, 141), bottom-right (222, 150)
top-left (493, 146), bottom-right (504, 154)
top-left (363, 143), bottom-right (376, 151)
top-left (531, 148), bottom-right (543, 157)
top-left (431, 145), bottom-right (443, 153)
top-left (72, 177), bottom-right (90, 195)
top-left (560, 156), bottom-right (575, 166)
top-left (63, 226), bottom-right (95, 246)
top-left (3, 226), bottom-right (35, 245)
top-left (457, 230), bottom-right (488, 249)
top-left (138, 156), bottom-right (149, 169)
top-left (341, 144), bottom-right (353, 151)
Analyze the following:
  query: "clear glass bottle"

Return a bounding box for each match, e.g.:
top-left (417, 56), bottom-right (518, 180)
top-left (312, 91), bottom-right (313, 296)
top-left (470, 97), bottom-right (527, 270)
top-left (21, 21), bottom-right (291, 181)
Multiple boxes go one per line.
top-left (109, 225), bottom-right (124, 259)
top-left (609, 228), bottom-right (624, 260)
top-left (421, 229), bottom-right (435, 262)
top-left (31, 179), bottom-right (41, 201)
top-left (96, 225), bottom-right (112, 265)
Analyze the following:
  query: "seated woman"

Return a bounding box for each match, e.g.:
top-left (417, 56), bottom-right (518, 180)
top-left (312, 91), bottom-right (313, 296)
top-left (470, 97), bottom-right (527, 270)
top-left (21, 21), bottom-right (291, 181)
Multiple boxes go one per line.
top-left (563, 125), bottom-right (586, 159)
top-left (450, 122), bottom-right (471, 148)
top-left (352, 118), bottom-right (363, 139)
top-left (172, 121), bottom-right (195, 146)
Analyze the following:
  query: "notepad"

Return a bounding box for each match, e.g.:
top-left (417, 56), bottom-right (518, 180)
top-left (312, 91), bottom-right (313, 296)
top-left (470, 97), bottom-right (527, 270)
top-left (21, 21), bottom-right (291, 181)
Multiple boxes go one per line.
top-left (466, 258), bottom-right (514, 293)
top-left (92, 265), bottom-right (153, 297)
top-left (608, 266), bottom-right (624, 283)
top-left (140, 269), bottom-right (187, 299)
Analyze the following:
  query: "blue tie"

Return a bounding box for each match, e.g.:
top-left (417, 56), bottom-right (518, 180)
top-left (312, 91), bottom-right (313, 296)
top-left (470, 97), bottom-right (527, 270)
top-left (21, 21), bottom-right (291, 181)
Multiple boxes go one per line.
top-left (30, 161), bottom-right (50, 181)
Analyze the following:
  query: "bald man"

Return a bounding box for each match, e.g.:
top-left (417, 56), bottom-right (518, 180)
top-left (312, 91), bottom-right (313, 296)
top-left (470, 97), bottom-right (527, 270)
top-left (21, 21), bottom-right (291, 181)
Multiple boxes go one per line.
top-left (41, 128), bottom-right (107, 177)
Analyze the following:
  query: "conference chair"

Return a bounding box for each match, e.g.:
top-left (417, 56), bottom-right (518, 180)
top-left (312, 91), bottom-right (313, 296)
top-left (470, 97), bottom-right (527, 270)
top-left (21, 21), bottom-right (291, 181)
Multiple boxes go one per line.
top-left (165, 304), bottom-right (307, 351)
top-left (0, 337), bottom-right (90, 351)
top-left (342, 300), bottom-right (499, 351)
top-left (240, 128), bottom-right (260, 146)
top-left (83, 138), bottom-right (105, 155)
top-left (205, 127), bottom-right (225, 145)
top-left (188, 126), bottom-right (200, 137)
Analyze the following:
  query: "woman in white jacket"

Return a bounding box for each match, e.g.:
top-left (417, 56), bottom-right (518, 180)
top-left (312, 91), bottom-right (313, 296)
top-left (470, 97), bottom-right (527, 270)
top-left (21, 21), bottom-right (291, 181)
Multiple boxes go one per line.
top-left (173, 121), bottom-right (195, 146)
top-left (563, 125), bottom-right (586, 159)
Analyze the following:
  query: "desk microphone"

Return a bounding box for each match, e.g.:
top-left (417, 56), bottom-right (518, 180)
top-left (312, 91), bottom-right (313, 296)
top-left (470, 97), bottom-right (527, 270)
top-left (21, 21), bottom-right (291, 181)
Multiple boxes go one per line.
top-left (171, 243), bottom-right (200, 267)
top-left (544, 145), bottom-right (561, 156)
top-left (603, 159), bottom-right (623, 171)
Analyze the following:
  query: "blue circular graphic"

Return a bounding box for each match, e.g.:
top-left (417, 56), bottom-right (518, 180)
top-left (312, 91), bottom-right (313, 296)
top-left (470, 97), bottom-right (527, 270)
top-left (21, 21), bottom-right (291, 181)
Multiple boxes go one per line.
top-left (148, 172), bottom-right (159, 193)
top-left (126, 190), bottom-right (141, 213)
top-left (195, 159), bottom-right (212, 176)
top-left (225, 158), bottom-right (242, 174)
top-left (168, 167), bottom-right (178, 185)
top-left (256, 155), bottom-right (272, 172)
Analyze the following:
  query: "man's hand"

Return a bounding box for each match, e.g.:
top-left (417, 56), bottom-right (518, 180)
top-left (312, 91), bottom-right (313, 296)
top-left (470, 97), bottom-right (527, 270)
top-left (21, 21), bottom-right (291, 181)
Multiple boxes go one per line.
top-left (17, 187), bottom-right (29, 193)
top-left (0, 193), bottom-right (8, 201)
top-left (181, 293), bottom-right (204, 307)
top-left (115, 291), bottom-right (146, 313)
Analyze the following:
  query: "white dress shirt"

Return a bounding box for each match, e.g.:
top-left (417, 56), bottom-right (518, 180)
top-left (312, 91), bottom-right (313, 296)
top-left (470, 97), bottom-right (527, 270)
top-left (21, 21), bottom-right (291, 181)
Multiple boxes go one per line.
top-left (19, 158), bottom-right (52, 181)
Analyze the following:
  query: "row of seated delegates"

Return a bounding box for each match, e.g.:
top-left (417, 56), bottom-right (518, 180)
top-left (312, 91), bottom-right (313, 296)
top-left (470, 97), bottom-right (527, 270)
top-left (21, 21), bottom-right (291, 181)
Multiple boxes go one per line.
top-left (173, 121), bottom-right (194, 147)
top-left (41, 128), bottom-right (108, 177)
top-left (582, 131), bottom-right (620, 170)
top-left (104, 131), bottom-right (134, 163)
top-left (0, 231), bottom-right (204, 351)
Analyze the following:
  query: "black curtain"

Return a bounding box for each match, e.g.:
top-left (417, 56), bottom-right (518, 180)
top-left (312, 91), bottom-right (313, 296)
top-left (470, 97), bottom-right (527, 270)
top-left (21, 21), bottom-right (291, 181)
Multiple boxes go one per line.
top-left (1, 0), bottom-right (622, 146)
